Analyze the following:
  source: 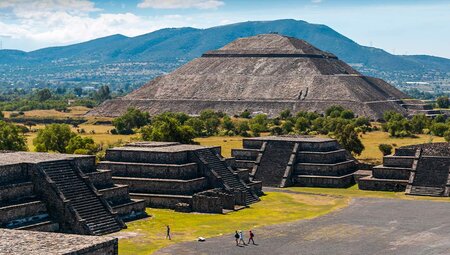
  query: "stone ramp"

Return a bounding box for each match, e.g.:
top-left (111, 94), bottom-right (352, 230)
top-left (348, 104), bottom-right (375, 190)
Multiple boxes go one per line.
top-left (195, 148), bottom-right (259, 205)
top-left (254, 141), bottom-right (296, 187)
top-left (39, 160), bottom-right (124, 235)
top-left (406, 156), bottom-right (450, 197)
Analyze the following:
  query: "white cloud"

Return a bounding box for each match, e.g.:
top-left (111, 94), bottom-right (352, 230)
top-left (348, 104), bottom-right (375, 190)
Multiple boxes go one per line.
top-left (137, 0), bottom-right (224, 9)
top-left (0, 0), bottom-right (197, 48)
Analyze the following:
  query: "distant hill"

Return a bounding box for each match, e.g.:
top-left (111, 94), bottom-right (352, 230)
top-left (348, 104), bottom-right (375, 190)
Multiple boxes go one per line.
top-left (1, 19), bottom-right (449, 89)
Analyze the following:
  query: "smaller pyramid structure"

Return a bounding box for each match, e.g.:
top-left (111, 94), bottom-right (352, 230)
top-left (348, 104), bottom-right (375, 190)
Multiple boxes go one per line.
top-left (89, 34), bottom-right (416, 119)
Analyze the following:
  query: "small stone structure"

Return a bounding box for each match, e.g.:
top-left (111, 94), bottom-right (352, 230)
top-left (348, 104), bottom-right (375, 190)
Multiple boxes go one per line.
top-left (358, 143), bottom-right (450, 197)
top-left (99, 142), bottom-right (262, 213)
top-left (0, 152), bottom-right (146, 235)
top-left (231, 136), bottom-right (358, 188)
top-left (0, 229), bottom-right (118, 254)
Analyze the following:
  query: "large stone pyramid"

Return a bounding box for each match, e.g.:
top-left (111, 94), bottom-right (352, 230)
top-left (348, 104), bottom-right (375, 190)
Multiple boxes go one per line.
top-left (89, 34), bottom-right (411, 119)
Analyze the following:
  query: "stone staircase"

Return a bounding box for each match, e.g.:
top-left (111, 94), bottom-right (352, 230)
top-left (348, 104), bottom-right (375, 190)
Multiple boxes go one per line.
top-left (254, 141), bottom-right (295, 187)
top-left (406, 151), bottom-right (450, 197)
top-left (195, 149), bottom-right (259, 205)
top-left (408, 186), bottom-right (445, 197)
top-left (39, 160), bottom-right (124, 235)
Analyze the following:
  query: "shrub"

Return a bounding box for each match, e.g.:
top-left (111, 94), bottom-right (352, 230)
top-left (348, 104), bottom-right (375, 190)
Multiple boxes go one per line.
top-left (240, 109), bottom-right (251, 119)
top-left (379, 144), bottom-right (393, 156)
top-left (0, 121), bottom-right (27, 151)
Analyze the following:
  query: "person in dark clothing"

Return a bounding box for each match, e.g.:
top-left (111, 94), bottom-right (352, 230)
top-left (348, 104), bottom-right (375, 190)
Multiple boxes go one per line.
top-left (248, 230), bottom-right (255, 245)
top-left (234, 231), bottom-right (240, 246)
top-left (166, 225), bottom-right (171, 240)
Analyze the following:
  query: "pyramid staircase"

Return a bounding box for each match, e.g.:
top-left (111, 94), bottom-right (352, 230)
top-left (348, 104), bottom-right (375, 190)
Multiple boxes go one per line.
top-left (195, 149), bottom-right (259, 205)
top-left (38, 160), bottom-right (124, 235)
top-left (406, 149), bottom-right (450, 197)
top-left (254, 141), bottom-right (296, 187)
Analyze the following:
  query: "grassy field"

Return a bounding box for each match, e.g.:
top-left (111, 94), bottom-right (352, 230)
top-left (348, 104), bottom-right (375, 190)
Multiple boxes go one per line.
top-left (25, 123), bottom-right (138, 151)
top-left (4, 106), bottom-right (91, 118)
top-left (117, 191), bottom-right (349, 255)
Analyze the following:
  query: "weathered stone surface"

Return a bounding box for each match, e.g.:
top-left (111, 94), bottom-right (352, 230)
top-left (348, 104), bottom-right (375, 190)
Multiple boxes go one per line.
top-left (0, 229), bottom-right (118, 255)
top-left (88, 34), bottom-right (412, 120)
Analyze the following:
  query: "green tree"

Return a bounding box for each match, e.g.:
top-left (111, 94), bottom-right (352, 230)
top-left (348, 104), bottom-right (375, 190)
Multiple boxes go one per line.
top-left (66, 136), bottom-right (99, 155)
top-left (430, 123), bottom-right (448, 137)
top-left (410, 114), bottom-right (430, 134)
top-left (281, 120), bottom-right (294, 134)
top-left (340, 110), bottom-right (355, 119)
top-left (221, 115), bottom-right (235, 132)
top-left (74, 87), bottom-right (83, 97)
top-left (33, 124), bottom-right (76, 153)
top-left (95, 85), bottom-right (111, 101)
top-left (295, 117), bottom-right (310, 133)
top-left (240, 109), bottom-right (251, 119)
top-left (112, 108), bottom-right (150, 135)
top-left (379, 144), bottom-right (393, 156)
top-left (436, 96), bottom-right (450, 108)
top-left (36, 89), bottom-right (52, 102)
top-left (236, 121), bottom-right (250, 137)
top-left (0, 121), bottom-right (27, 151)
top-left (141, 116), bottom-right (195, 144)
top-left (0, 111), bottom-right (4, 120)
top-left (334, 124), bottom-right (365, 156)
top-left (325, 105), bottom-right (345, 118)
top-left (444, 130), bottom-right (450, 142)
top-left (185, 117), bottom-right (205, 137)
top-left (279, 109), bottom-right (292, 120)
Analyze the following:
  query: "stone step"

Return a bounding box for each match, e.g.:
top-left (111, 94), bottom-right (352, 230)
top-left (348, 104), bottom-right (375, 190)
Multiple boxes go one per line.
top-left (15, 220), bottom-right (60, 232)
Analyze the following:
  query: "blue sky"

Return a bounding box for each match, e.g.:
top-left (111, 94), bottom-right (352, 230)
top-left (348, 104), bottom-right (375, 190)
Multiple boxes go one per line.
top-left (0, 0), bottom-right (449, 58)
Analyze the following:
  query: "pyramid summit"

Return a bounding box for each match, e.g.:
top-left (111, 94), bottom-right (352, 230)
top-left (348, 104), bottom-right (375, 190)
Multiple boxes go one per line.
top-left (89, 34), bottom-right (420, 119)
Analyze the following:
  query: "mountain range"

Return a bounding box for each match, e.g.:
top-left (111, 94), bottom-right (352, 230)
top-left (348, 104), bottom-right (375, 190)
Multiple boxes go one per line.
top-left (1, 19), bottom-right (449, 89)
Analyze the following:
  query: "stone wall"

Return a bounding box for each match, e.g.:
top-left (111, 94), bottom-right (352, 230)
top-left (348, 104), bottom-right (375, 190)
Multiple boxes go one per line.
top-left (294, 174), bottom-right (354, 188)
top-left (0, 164), bottom-right (29, 185)
top-left (295, 160), bottom-right (355, 176)
top-left (99, 162), bottom-right (199, 180)
top-left (113, 177), bottom-right (208, 195)
top-left (383, 156), bottom-right (415, 168)
top-left (297, 149), bottom-right (346, 164)
top-left (231, 149), bottom-right (259, 161)
top-left (358, 177), bottom-right (408, 191)
top-left (106, 149), bottom-right (188, 164)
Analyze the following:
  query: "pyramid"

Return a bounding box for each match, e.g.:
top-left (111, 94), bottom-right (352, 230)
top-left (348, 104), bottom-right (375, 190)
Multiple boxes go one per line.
top-left (89, 34), bottom-right (412, 119)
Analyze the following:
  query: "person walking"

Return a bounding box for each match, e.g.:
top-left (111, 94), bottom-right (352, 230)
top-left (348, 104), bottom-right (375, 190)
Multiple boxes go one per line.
top-left (239, 230), bottom-right (246, 245)
top-left (166, 225), bottom-right (171, 240)
top-left (248, 230), bottom-right (255, 245)
top-left (234, 231), bottom-right (240, 246)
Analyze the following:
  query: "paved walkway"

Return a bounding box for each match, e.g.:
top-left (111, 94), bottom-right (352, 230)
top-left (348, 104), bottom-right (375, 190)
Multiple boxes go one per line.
top-left (155, 197), bottom-right (450, 255)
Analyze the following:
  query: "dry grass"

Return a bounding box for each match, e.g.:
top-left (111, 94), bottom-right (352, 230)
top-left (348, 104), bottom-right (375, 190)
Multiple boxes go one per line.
top-left (358, 131), bottom-right (445, 164)
top-left (25, 123), bottom-right (138, 151)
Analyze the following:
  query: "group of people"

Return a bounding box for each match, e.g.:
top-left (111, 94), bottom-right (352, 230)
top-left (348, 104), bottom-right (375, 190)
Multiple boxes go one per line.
top-left (234, 230), bottom-right (256, 246)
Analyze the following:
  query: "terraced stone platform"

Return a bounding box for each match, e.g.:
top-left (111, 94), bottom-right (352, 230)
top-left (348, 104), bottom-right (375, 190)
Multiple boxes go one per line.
top-left (100, 142), bottom-right (261, 213)
top-left (359, 143), bottom-right (450, 197)
top-left (0, 151), bottom-right (146, 235)
top-left (232, 136), bottom-right (357, 188)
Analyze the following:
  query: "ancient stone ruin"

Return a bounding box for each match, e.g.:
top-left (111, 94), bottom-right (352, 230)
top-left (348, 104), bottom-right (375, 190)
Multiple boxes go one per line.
top-left (99, 142), bottom-right (262, 213)
top-left (358, 143), bottom-right (450, 197)
top-left (89, 34), bottom-right (436, 120)
top-left (232, 136), bottom-right (358, 188)
top-left (0, 152), bottom-right (145, 236)
top-left (0, 228), bottom-right (118, 255)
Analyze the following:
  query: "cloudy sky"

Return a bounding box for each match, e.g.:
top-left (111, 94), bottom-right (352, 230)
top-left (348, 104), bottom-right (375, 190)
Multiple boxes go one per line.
top-left (0, 0), bottom-right (449, 58)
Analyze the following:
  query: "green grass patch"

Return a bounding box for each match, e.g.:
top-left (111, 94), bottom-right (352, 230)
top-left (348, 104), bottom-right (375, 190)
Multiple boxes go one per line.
top-left (117, 191), bottom-right (348, 254)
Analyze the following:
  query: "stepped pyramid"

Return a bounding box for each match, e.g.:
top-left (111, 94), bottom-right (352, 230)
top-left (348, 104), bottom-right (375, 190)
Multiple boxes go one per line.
top-left (89, 34), bottom-right (415, 119)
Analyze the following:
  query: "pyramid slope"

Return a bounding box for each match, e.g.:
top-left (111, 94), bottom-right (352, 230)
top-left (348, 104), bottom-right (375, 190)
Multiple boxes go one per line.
top-left (89, 34), bottom-right (410, 119)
